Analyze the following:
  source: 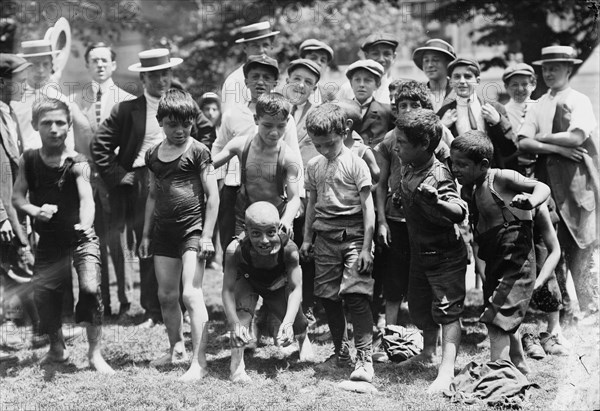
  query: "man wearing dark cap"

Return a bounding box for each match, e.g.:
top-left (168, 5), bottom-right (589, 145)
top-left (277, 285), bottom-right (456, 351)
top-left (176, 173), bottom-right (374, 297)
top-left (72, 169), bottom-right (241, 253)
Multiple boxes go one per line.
top-left (412, 38), bottom-right (457, 114)
top-left (221, 21), bottom-right (279, 113)
top-left (212, 55), bottom-right (301, 251)
top-left (338, 33), bottom-right (398, 105)
top-left (438, 57), bottom-right (517, 170)
top-left (92, 49), bottom-right (214, 328)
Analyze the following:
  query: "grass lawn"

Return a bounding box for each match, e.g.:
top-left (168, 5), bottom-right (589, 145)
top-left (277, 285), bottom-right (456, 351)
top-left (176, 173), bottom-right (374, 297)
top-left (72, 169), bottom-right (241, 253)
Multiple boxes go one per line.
top-left (1, 266), bottom-right (599, 410)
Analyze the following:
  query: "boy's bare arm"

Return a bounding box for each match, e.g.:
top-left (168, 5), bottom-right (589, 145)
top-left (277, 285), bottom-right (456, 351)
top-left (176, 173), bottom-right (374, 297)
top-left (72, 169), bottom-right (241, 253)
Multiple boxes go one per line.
top-left (12, 157), bottom-right (40, 219)
top-left (375, 153), bottom-right (391, 247)
top-left (300, 190), bottom-right (317, 260)
top-left (139, 171), bottom-right (157, 258)
top-left (200, 163), bottom-right (220, 258)
top-left (362, 149), bottom-right (380, 185)
top-left (73, 162), bottom-right (95, 230)
top-left (534, 203), bottom-right (561, 289)
top-left (282, 246), bottom-right (303, 326)
top-left (222, 243), bottom-right (243, 328)
top-left (358, 186), bottom-right (375, 274)
top-left (212, 137), bottom-right (243, 169)
top-left (498, 169), bottom-right (550, 209)
top-left (281, 150), bottom-right (302, 233)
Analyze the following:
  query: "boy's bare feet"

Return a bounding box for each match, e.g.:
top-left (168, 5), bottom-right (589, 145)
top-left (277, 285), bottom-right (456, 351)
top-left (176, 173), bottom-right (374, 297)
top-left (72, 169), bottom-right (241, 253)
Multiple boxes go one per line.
top-left (41, 349), bottom-right (70, 364)
top-left (427, 372), bottom-right (453, 394)
top-left (230, 368), bottom-right (252, 384)
top-left (150, 349), bottom-right (188, 367)
top-left (179, 362), bottom-right (208, 382)
top-left (298, 337), bottom-right (315, 362)
top-left (89, 353), bottom-right (115, 374)
top-left (399, 352), bottom-right (436, 367)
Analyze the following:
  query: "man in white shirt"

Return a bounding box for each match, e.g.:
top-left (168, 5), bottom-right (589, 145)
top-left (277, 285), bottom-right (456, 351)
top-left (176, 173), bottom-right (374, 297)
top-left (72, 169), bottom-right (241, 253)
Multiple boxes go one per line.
top-left (337, 33), bottom-right (398, 105)
top-left (71, 43), bottom-right (135, 318)
top-left (220, 21), bottom-right (279, 113)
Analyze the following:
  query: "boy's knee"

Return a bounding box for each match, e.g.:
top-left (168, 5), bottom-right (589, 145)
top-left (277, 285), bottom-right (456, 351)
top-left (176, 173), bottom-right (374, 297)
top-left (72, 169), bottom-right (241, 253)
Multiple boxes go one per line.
top-left (158, 290), bottom-right (179, 305)
top-left (181, 288), bottom-right (204, 307)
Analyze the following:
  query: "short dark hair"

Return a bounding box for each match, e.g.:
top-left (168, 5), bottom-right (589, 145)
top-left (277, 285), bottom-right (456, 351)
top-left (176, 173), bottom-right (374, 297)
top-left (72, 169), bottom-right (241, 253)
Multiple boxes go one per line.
top-left (255, 92), bottom-right (290, 119)
top-left (156, 88), bottom-right (199, 122)
top-left (395, 109), bottom-right (442, 154)
top-left (306, 103), bottom-right (346, 137)
top-left (32, 97), bottom-right (71, 126)
top-left (332, 98), bottom-right (362, 131)
top-left (84, 42), bottom-right (116, 63)
top-left (450, 131), bottom-right (494, 163)
top-left (393, 80), bottom-right (433, 110)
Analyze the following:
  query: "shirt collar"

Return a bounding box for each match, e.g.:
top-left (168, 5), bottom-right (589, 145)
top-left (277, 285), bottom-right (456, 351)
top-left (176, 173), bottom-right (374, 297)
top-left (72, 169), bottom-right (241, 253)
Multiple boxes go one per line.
top-left (144, 90), bottom-right (161, 107)
top-left (94, 78), bottom-right (115, 95)
top-left (355, 96), bottom-right (373, 108)
top-left (456, 93), bottom-right (477, 105)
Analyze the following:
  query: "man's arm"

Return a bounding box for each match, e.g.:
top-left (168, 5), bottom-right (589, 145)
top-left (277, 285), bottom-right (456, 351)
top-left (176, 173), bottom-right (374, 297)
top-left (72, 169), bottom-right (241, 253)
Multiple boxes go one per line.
top-left (91, 103), bottom-right (129, 190)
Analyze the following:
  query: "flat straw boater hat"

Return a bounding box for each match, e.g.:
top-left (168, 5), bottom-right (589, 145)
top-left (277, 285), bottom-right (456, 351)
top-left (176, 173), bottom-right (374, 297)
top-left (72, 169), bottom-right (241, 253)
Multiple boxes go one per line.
top-left (128, 49), bottom-right (183, 72)
top-left (532, 45), bottom-right (582, 65)
top-left (235, 21), bottom-right (280, 44)
top-left (412, 39), bottom-right (456, 70)
top-left (18, 39), bottom-right (61, 58)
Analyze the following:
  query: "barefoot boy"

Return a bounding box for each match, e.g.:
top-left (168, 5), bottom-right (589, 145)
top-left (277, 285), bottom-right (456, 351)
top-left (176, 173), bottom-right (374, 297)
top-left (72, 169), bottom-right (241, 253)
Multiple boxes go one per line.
top-left (139, 89), bottom-right (219, 381)
top-left (300, 103), bottom-right (376, 383)
top-left (212, 92), bottom-right (302, 237)
top-left (393, 109), bottom-right (467, 393)
top-left (222, 202), bottom-right (313, 383)
top-left (12, 97), bottom-right (113, 373)
top-left (450, 130), bottom-right (551, 374)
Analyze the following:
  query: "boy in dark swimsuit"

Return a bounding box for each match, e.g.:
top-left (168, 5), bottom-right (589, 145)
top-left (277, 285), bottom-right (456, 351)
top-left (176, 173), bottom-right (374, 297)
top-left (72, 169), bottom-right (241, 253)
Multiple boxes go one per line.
top-left (12, 97), bottom-right (113, 373)
top-left (222, 202), bottom-right (313, 383)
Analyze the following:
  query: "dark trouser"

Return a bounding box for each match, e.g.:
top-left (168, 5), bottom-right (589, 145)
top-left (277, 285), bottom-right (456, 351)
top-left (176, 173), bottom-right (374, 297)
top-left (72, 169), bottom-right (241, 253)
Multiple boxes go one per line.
top-left (218, 185), bottom-right (239, 251)
top-left (321, 294), bottom-right (373, 356)
top-left (34, 236), bottom-right (103, 335)
top-left (110, 168), bottom-right (161, 322)
top-left (293, 214), bottom-right (315, 312)
top-left (556, 219), bottom-right (599, 316)
top-left (93, 169), bottom-right (130, 315)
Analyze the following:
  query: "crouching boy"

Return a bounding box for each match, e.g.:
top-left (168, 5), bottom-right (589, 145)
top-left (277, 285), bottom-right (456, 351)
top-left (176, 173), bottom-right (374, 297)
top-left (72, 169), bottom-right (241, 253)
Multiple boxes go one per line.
top-left (450, 131), bottom-right (551, 374)
top-left (222, 202), bottom-right (314, 383)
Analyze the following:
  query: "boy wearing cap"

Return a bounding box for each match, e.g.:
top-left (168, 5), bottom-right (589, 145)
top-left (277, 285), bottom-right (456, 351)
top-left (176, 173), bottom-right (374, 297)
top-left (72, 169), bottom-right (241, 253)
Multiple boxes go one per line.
top-left (502, 63), bottom-right (537, 176)
top-left (346, 60), bottom-right (394, 148)
top-left (198, 92), bottom-right (222, 133)
top-left (518, 45), bottom-right (598, 322)
top-left (212, 55), bottom-right (301, 251)
top-left (412, 39), bottom-right (457, 115)
top-left (221, 21), bottom-right (279, 113)
top-left (92, 48), bottom-right (214, 328)
top-left (438, 57), bottom-right (518, 170)
top-left (298, 39), bottom-right (336, 103)
top-left (338, 33), bottom-right (398, 105)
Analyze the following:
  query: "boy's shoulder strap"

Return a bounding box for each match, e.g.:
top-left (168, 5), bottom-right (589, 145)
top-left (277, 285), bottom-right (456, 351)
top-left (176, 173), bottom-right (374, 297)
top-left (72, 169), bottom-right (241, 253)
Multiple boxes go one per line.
top-left (240, 135), bottom-right (254, 187)
top-left (22, 149), bottom-right (39, 190)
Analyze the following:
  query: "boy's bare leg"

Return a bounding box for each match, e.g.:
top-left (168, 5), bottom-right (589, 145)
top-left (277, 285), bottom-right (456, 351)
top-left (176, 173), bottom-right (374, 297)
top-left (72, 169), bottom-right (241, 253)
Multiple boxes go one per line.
top-left (385, 300), bottom-right (401, 326)
top-left (487, 324), bottom-right (510, 361)
top-left (86, 325), bottom-right (115, 374)
top-left (428, 320), bottom-right (460, 394)
top-left (152, 256), bottom-right (187, 367)
top-left (230, 310), bottom-right (253, 383)
top-left (509, 329), bottom-right (530, 375)
top-left (179, 253), bottom-right (209, 381)
top-left (42, 329), bottom-right (69, 363)
top-left (400, 326), bottom-right (439, 366)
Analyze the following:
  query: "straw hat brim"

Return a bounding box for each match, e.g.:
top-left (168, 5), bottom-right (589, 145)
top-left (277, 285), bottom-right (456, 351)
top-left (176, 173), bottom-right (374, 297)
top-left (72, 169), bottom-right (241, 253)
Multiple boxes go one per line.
top-left (235, 31), bottom-right (280, 44)
top-left (18, 50), bottom-right (61, 58)
top-left (412, 47), bottom-right (455, 70)
top-left (128, 58), bottom-right (183, 72)
top-left (532, 58), bottom-right (582, 65)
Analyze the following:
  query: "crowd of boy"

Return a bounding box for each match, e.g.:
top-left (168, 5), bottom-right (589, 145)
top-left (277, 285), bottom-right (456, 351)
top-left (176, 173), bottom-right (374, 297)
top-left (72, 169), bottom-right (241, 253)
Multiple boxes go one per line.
top-left (0, 19), bottom-right (597, 394)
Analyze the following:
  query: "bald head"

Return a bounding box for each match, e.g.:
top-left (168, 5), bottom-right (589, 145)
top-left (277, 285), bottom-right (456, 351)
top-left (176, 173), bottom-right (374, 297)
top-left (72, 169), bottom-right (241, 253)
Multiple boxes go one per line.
top-left (245, 201), bottom-right (280, 227)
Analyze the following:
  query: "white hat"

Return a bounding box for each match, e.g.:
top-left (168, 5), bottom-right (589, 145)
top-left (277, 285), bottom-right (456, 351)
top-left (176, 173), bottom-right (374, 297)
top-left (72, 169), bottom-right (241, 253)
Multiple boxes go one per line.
top-left (235, 21), bottom-right (279, 44)
top-left (18, 40), bottom-right (60, 58)
top-left (128, 49), bottom-right (183, 72)
top-left (532, 46), bottom-right (582, 65)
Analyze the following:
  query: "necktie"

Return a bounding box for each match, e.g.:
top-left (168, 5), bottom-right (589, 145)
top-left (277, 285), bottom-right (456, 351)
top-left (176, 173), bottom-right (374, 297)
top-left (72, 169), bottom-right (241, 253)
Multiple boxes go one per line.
top-left (467, 99), bottom-right (478, 130)
top-left (95, 88), bottom-right (103, 125)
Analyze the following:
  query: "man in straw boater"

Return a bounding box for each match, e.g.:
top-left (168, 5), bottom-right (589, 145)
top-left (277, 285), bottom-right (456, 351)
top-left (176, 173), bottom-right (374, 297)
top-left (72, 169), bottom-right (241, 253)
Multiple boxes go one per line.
top-left (518, 45), bottom-right (599, 326)
top-left (91, 49), bottom-right (214, 328)
top-left (11, 39), bottom-right (79, 152)
top-left (220, 21), bottom-right (280, 113)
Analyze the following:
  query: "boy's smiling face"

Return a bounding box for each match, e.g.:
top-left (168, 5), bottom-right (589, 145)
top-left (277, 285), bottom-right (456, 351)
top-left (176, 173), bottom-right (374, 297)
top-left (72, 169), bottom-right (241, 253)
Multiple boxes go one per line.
top-left (450, 65), bottom-right (480, 98)
top-left (304, 50), bottom-right (329, 71)
top-left (422, 51), bottom-right (449, 82)
top-left (246, 220), bottom-right (281, 256)
top-left (450, 149), bottom-right (487, 186)
top-left (506, 74), bottom-right (535, 104)
top-left (365, 44), bottom-right (396, 74)
top-left (350, 69), bottom-right (379, 104)
top-left (542, 62), bottom-right (571, 91)
top-left (311, 131), bottom-right (344, 160)
top-left (255, 112), bottom-right (287, 147)
top-left (34, 109), bottom-right (70, 149)
top-left (285, 67), bottom-right (318, 106)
